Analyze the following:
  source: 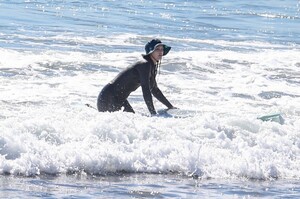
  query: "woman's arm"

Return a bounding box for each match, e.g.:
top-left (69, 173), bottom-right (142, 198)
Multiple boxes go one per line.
top-left (151, 86), bottom-right (174, 109)
top-left (137, 63), bottom-right (157, 115)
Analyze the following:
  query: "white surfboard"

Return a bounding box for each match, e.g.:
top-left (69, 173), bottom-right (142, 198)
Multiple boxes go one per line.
top-left (157, 108), bottom-right (197, 118)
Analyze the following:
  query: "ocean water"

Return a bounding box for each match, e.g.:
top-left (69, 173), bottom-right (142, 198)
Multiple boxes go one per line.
top-left (1, 0), bottom-right (300, 198)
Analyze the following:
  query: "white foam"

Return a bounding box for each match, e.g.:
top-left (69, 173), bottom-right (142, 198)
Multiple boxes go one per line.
top-left (1, 37), bottom-right (300, 179)
top-left (1, 106), bottom-right (299, 179)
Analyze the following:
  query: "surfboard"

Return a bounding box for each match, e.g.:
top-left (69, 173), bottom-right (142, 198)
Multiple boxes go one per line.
top-left (85, 103), bottom-right (97, 110)
top-left (157, 108), bottom-right (196, 118)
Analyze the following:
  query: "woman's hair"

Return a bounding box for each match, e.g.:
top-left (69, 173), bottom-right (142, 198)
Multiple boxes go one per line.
top-left (142, 54), bottom-right (151, 61)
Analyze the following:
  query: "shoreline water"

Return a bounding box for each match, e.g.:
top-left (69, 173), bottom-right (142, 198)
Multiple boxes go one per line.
top-left (1, 173), bottom-right (299, 198)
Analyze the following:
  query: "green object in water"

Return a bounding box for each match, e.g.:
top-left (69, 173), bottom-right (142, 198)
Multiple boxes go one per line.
top-left (257, 113), bottom-right (284, 124)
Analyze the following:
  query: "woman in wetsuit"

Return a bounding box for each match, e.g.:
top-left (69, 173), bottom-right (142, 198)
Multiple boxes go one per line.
top-left (97, 39), bottom-right (176, 115)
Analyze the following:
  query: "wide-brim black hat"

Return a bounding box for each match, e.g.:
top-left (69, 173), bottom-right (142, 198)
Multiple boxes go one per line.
top-left (142, 39), bottom-right (171, 58)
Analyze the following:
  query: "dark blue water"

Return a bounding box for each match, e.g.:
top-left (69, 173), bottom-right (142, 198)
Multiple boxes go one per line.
top-left (1, 0), bottom-right (299, 51)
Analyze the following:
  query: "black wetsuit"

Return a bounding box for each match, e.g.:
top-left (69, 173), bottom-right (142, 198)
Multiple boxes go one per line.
top-left (97, 57), bottom-right (173, 115)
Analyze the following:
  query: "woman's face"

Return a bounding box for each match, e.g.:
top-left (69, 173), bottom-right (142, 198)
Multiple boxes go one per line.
top-left (150, 45), bottom-right (164, 62)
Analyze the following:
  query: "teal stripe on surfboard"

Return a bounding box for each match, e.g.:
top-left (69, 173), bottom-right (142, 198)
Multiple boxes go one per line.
top-left (257, 113), bottom-right (284, 125)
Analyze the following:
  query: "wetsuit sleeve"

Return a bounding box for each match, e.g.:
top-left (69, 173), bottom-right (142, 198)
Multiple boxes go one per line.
top-left (136, 64), bottom-right (157, 115)
top-left (151, 81), bottom-right (173, 109)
